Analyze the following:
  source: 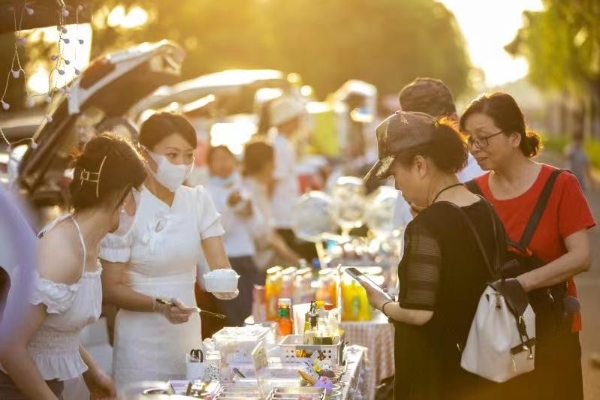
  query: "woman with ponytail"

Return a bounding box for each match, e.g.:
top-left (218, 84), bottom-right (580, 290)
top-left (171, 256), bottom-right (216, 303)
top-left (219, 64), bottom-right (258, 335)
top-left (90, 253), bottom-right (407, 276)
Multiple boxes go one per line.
top-left (461, 92), bottom-right (595, 400)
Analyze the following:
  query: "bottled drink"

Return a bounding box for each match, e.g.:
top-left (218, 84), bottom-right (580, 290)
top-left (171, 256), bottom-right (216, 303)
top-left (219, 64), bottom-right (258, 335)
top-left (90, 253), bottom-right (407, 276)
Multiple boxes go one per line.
top-left (252, 285), bottom-right (266, 323)
top-left (277, 298), bottom-right (293, 336)
top-left (265, 266), bottom-right (283, 320)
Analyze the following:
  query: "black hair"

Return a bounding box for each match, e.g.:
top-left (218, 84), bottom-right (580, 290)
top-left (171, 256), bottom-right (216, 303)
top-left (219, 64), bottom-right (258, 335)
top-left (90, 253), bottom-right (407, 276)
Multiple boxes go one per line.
top-left (69, 133), bottom-right (147, 212)
top-left (139, 112), bottom-right (197, 150)
top-left (395, 119), bottom-right (467, 174)
top-left (460, 92), bottom-right (542, 158)
top-left (243, 139), bottom-right (274, 176)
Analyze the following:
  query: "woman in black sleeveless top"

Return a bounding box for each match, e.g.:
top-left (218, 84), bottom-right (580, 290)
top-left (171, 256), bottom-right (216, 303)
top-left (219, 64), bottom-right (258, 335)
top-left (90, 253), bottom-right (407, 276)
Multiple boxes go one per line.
top-left (363, 111), bottom-right (520, 399)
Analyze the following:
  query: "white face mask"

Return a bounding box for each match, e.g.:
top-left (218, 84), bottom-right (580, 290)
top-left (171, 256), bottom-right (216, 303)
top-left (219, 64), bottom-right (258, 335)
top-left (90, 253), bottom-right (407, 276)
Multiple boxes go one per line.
top-left (147, 150), bottom-right (193, 192)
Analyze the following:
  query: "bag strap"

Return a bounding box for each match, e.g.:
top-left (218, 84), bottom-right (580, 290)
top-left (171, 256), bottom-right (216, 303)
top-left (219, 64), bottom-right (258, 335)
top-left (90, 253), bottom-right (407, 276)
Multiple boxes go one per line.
top-left (518, 169), bottom-right (563, 248)
top-left (464, 179), bottom-right (483, 196)
top-left (446, 197), bottom-right (501, 280)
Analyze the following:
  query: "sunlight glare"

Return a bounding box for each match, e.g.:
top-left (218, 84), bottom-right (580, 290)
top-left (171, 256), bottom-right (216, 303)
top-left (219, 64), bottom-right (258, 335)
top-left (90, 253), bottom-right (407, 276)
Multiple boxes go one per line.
top-left (437, 0), bottom-right (544, 86)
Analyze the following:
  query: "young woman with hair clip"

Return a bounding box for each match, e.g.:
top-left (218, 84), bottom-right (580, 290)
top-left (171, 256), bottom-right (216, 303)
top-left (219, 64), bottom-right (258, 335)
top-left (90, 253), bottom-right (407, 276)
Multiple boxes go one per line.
top-left (0, 133), bottom-right (147, 399)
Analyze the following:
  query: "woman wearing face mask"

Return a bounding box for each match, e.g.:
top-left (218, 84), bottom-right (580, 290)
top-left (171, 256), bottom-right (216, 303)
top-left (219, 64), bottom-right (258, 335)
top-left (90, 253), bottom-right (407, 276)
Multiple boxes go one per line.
top-left (460, 93), bottom-right (595, 400)
top-left (100, 113), bottom-right (237, 388)
top-left (361, 112), bottom-right (510, 399)
top-left (205, 145), bottom-right (263, 326)
top-left (0, 134), bottom-right (146, 399)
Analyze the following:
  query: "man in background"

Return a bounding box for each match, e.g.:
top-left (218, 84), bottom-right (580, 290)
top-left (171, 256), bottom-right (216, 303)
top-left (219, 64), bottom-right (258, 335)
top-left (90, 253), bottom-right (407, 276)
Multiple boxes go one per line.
top-left (393, 77), bottom-right (485, 226)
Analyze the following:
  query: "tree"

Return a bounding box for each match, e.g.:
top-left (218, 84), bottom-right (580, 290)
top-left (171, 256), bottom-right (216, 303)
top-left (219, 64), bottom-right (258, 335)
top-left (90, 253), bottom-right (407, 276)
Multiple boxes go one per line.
top-left (506, 0), bottom-right (600, 137)
top-left (85, 0), bottom-right (471, 98)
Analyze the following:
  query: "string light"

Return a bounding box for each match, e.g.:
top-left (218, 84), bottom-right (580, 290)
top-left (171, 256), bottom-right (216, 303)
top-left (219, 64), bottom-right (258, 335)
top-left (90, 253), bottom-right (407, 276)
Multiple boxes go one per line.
top-left (0, 0), bottom-right (85, 152)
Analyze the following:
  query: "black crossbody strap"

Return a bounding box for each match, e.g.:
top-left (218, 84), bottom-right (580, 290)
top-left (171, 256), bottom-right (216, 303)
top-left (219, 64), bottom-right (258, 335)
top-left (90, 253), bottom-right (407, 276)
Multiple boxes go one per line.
top-left (519, 169), bottom-right (563, 248)
top-left (464, 180), bottom-right (483, 196)
top-left (447, 198), bottom-right (501, 280)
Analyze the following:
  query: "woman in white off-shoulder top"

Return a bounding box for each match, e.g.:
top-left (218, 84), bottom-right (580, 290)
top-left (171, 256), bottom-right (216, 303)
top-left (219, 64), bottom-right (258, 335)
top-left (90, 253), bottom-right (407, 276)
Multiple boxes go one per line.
top-left (100, 113), bottom-right (238, 389)
top-left (0, 134), bottom-right (147, 399)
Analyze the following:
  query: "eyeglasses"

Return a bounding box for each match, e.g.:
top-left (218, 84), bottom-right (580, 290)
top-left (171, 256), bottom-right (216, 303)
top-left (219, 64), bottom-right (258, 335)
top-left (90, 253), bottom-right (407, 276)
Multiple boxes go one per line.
top-left (467, 131), bottom-right (504, 149)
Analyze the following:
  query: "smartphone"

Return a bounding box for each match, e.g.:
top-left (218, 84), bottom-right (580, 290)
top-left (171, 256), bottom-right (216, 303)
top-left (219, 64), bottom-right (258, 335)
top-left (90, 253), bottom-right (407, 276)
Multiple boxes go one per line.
top-left (344, 267), bottom-right (395, 301)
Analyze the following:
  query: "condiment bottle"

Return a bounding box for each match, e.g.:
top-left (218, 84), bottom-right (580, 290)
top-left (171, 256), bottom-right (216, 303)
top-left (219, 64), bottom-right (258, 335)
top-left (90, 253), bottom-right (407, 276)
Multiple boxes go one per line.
top-left (276, 298), bottom-right (293, 336)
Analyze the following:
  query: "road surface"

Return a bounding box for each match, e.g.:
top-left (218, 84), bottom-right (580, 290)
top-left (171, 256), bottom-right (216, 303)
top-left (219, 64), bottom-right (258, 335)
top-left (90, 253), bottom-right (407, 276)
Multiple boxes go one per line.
top-left (538, 150), bottom-right (600, 399)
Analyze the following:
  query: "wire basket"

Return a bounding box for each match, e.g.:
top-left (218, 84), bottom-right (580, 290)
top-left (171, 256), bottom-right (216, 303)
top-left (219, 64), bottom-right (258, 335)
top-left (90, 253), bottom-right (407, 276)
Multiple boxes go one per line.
top-left (279, 334), bottom-right (345, 365)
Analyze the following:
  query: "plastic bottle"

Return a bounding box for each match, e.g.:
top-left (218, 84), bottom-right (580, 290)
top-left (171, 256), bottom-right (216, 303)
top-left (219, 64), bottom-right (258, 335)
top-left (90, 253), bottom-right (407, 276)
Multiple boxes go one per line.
top-left (265, 267), bottom-right (283, 320)
top-left (276, 298), bottom-right (293, 336)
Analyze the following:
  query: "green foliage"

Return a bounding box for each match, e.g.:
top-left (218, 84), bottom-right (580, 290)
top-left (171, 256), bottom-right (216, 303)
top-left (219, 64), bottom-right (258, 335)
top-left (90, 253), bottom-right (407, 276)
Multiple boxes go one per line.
top-left (506, 0), bottom-right (600, 96)
top-left (85, 0), bottom-right (471, 98)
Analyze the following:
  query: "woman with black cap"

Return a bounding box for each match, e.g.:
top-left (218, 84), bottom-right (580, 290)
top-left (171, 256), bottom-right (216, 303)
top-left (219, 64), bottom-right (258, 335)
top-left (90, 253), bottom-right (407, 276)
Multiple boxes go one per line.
top-left (362, 111), bottom-right (510, 399)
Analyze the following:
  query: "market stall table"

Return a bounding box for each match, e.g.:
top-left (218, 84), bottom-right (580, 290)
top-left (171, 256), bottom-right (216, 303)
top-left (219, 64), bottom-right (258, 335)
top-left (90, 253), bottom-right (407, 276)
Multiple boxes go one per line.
top-left (245, 312), bottom-right (394, 400)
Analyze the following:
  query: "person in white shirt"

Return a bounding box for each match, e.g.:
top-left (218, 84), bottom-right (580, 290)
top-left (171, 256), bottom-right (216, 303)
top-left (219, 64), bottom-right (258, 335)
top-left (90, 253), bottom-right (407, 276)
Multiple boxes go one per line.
top-left (391, 78), bottom-right (485, 226)
top-left (100, 113), bottom-right (237, 388)
top-left (268, 96), bottom-right (317, 261)
top-left (242, 139), bottom-right (300, 271)
top-left (205, 145), bottom-right (262, 326)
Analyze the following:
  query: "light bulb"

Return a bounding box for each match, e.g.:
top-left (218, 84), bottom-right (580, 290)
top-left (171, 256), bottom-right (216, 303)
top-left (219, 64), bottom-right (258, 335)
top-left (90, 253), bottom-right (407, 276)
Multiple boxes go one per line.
top-left (61, 28), bottom-right (68, 34)
top-left (25, 97), bottom-right (35, 108)
top-left (11, 70), bottom-right (20, 79)
top-left (78, 39), bottom-right (84, 45)
top-left (25, 6), bottom-right (34, 15)
top-left (50, 55), bottom-right (58, 61)
top-left (30, 141), bottom-right (38, 149)
top-left (77, 5), bottom-right (84, 12)
top-left (62, 38), bottom-right (70, 44)
top-left (58, 69), bottom-right (65, 75)
top-left (1, 101), bottom-right (10, 110)
top-left (61, 8), bottom-right (69, 17)
top-left (17, 37), bottom-right (26, 46)
top-left (74, 68), bottom-right (81, 75)
top-left (45, 95), bottom-right (52, 103)
top-left (45, 115), bottom-right (53, 122)
top-left (64, 60), bottom-right (70, 65)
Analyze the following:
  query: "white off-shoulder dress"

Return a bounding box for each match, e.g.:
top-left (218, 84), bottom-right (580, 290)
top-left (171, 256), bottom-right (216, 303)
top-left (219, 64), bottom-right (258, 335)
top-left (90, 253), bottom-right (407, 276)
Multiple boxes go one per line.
top-left (0, 214), bottom-right (102, 397)
top-left (100, 185), bottom-right (223, 389)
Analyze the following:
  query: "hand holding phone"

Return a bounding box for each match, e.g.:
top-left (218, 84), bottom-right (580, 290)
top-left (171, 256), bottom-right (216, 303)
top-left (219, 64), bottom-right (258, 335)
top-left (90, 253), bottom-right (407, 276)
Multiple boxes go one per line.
top-left (344, 267), bottom-right (394, 302)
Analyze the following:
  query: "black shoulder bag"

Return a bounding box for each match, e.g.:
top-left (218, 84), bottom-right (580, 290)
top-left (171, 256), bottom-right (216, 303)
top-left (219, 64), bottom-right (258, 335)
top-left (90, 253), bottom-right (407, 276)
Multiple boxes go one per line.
top-left (465, 170), bottom-right (573, 332)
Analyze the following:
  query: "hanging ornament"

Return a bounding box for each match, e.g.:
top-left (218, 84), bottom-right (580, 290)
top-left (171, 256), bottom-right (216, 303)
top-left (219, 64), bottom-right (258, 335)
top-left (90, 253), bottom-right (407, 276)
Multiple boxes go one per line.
top-left (61, 8), bottom-right (69, 17)
top-left (45, 115), bottom-right (53, 123)
top-left (11, 70), bottom-right (20, 79)
top-left (16, 37), bottom-right (27, 46)
top-left (25, 97), bottom-right (35, 108)
top-left (45, 95), bottom-right (52, 103)
top-left (50, 55), bottom-right (59, 61)
top-left (1, 101), bottom-right (10, 110)
top-left (25, 6), bottom-right (34, 16)
top-left (62, 38), bottom-right (70, 44)
top-left (78, 39), bottom-right (84, 45)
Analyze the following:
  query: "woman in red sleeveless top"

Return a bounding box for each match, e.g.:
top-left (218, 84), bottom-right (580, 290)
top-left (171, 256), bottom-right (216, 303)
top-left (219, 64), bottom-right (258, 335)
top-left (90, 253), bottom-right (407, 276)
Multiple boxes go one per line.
top-left (460, 92), bottom-right (595, 400)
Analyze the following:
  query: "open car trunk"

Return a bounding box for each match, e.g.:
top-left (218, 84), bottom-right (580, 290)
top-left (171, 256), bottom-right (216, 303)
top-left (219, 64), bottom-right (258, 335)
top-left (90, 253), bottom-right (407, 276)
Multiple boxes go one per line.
top-left (16, 40), bottom-right (185, 211)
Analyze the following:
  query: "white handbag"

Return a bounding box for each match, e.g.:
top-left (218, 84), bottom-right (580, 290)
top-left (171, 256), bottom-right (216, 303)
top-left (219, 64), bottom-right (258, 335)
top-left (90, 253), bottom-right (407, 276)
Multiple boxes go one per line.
top-left (451, 199), bottom-right (536, 383)
top-left (460, 285), bottom-right (536, 382)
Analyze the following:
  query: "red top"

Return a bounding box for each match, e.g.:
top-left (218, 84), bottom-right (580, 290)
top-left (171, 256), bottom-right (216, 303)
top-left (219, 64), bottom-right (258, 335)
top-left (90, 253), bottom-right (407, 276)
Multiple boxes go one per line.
top-left (474, 164), bottom-right (596, 332)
